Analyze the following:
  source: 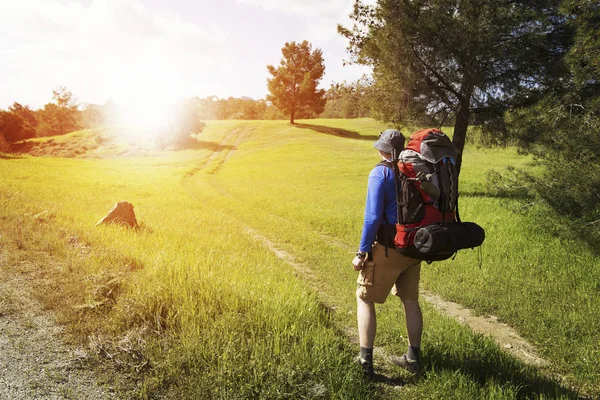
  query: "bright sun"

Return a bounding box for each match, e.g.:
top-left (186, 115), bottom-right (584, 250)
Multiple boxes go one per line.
top-left (110, 61), bottom-right (182, 140)
top-left (112, 85), bottom-right (180, 142)
top-left (119, 97), bottom-right (177, 129)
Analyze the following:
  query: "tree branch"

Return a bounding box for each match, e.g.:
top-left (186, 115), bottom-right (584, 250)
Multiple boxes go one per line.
top-left (423, 74), bottom-right (458, 108)
top-left (408, 42), bottom-right (465, 102)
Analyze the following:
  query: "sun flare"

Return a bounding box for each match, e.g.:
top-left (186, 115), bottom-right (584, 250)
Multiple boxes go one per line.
top-left (119, 97), bottom-right (177, 129)
top-left (109, 56), bottom-right (183, 140)
top-left (111, 80), bottom-right (181, 141)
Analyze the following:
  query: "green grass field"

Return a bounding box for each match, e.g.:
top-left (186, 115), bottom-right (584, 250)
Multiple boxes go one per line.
top-left (1, 118), bottom-right (598, 399)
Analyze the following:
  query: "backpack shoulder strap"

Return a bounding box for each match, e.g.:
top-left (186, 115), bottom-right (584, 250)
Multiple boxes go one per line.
top-left (376, 160), bottom-right (393, 170)
top-left (376, 160), bottom-right (404, 225)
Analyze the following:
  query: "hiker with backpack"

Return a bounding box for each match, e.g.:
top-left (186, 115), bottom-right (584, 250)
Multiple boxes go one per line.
top-left (353, 129), bottom-right (422, 376)
top-left (353, 128), bottom-right (485, 377)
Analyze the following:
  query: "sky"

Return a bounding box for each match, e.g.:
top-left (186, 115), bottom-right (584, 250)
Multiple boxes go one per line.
top-left (0, 0), bottom-right (373, 110)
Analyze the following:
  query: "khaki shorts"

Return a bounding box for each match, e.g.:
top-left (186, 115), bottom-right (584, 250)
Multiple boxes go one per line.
top-left (356, 243), bottom-right (421, 304)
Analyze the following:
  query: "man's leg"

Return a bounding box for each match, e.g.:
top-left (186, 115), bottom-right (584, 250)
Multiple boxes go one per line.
top-left (357, 295), bottom-right (376, 348)
top-left (391, 260), bottom-right (422, 373)
top-left (355, 243), bottom-right (404, 375)
top-left (402, 298), bottom-right (422, 360)
top-left (357, 294), bottom-right (376, 375)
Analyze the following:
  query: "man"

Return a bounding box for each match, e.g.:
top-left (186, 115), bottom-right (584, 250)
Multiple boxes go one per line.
top-left (353, 129), bottom-right (423, 377)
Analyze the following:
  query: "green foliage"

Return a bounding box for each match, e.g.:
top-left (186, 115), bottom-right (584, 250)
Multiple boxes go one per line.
top-left (339, 0), bottom-right (570, 173)
top-left (0, 131), bottom-right (9, 152)
top-left (321, 77), bottom-right (372, 119)
top-left (167, 96), bottom-right (284, 121)
top-left (155, 101), bottom-right (206, 150)
top-left (213, 96), bottom-right (267, 120)
top-left (37, 87), bottom-right (81, 137)
top-left (0, 109), bottom-right (25, 142)
top-left (80, 104), bottom-right (107, 129)
top-left (506, 0), bottom-right (600, 244)
top-left (562, 0), bottom-right (600, 88)
top-left (261, 103), bottom-right (286, 120)
top-left (9, 102), bottom-right (37, 139)
top-left (507, 101), bottom-right (600, 241)
top-left (267, 41), bottom-right (326, 124)
top-left (0, 102), bottom-right (37, 143)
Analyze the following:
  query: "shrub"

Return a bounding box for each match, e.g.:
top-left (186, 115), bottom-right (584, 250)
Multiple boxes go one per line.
top-left (155, 103), bottom-right (206, 150)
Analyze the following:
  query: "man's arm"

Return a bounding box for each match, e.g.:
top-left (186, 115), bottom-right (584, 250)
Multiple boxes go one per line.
top-left (358, 167), bottom-right (386, 254)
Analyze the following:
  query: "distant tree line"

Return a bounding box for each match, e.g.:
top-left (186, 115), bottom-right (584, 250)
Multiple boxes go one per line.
top-left (0, 84), bottom-right (373, 147)
top-left (321, 77), bottom-right (372, 119)
top-left (0, 86), bottom-right (81, 143)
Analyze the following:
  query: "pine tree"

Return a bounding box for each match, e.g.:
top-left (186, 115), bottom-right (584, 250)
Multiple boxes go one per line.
top-left (507, 0), bottom-right (600, 231)
top-left (267, 41), bottom-right (326, 124)
top-left (339, 0), bottom-right (568, 176)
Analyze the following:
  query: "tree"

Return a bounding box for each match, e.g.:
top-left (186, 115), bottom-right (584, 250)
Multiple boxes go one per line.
top-left (37, 86), bottom-right (80, 136)
top-left (0, 110), bottom-right (25, 142)
top-left (339, 0), bottom-right (569, 176)
top-left (81, 104), bottom-right (106, 128)
top-left (267, 41), bottom-right (326, 124)
top-left (186, 96), bottom-right (271, 120)
top-left (0, 131), bottom-right (9, 152)
top-left (507, 0), bottom-right (600, 232)
top-left (0, 102), bottom-right (38, 142)
top-left (155, 100), bottom-right (206, 150)
top-left (321, 77), bottom-right (372, 119)
top-left (8, 102), bottom-right (37, 139)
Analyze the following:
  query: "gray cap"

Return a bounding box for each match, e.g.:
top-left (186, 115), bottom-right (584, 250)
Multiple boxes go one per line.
top-left (374, 129), bottom-right (405, 153)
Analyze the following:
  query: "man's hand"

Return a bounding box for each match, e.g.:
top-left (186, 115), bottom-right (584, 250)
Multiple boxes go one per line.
top-left (353, 252), bottom-right (367, 271)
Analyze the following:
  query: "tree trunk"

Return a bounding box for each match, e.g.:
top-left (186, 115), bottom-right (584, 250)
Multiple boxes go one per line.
top-left (290, 108), bottom-right (295, 124)
top-left (452, 83), bottom-right (474, 179)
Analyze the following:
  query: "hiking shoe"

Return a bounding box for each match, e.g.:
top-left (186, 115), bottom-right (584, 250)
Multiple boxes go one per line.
top-left (389, 354), bottom-right (419, 374)
top-left (354, 356), bottom-right (374, 378)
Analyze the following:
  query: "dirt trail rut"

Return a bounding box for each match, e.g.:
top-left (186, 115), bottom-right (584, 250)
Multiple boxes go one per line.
top-left (244, 227), bottom-right (317, 282)
top-left (420, 290), bottom-right (549, 367)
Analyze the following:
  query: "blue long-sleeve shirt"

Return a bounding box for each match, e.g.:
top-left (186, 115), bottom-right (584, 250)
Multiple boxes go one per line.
top-left (359, 164), bottom-right (398, 253)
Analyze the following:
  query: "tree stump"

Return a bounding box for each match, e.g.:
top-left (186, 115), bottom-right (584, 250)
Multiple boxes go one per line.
top-left (96, 201), bottom-right (139, 228)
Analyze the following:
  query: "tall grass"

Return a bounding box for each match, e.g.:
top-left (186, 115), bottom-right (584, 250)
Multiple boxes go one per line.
top-left (1, 129), bottom-right (371, 398)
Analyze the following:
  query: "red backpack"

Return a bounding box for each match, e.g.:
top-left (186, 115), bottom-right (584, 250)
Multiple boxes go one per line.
top-left (378, 128), bottom-right (484, 262)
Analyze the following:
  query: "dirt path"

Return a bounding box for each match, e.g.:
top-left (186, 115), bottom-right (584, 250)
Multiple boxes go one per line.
top-left (242, 227), bottom-right (411, 383)
top-left (0, 263), bottom-right (116, 399)
top-left (420, 290), bottom-right (549, 367)
top-left (244, 227), bottom-right (317, 282)
top-left (205, 125), bottom-right (255, 171)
